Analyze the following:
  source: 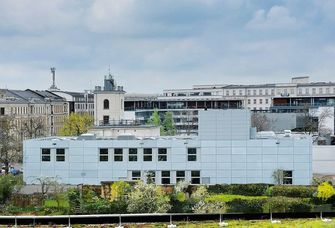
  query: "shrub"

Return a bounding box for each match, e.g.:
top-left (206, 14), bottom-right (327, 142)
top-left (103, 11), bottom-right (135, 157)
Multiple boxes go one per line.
top-left (0, 174), bottom-right (23, 203)
top-left (127, 182), bottom-right (171, 213)
top-left (207, 184), bottom-right (269, 196)
top-left (268, 186), bottom-right (316, 198)
top-left (205, 194), bottom-right (268, 213)
top-left (264, 196), bottom-right (312, 213)
top-left (317, 182), bottom-right (335, 202)
top-left (193, 201), bottom-right (226, 214)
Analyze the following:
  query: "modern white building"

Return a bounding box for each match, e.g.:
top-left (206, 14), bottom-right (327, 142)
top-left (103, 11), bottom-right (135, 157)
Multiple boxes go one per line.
top-left (23, 109), bottom-right (313, 185)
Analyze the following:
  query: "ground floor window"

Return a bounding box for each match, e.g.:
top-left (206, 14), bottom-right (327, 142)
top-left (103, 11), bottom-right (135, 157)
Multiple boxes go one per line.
top-left (191, 170), bottom-right (201, 184)
top-left (41, 148), bottom-right (51, 162)
top-left (158, 148), bottom-right (167, 161)
top-left (114, 148), bottom-right (123, 161)
top-left (132, 171), bottom-right (141, 181)
top-left (283, 170), bottom-right (293, 185)
top-left (129, 148), bottom-right (138, 161)
top-left (161, 171), bottom-right (170, 184)
top-left (146, 170), bottom-right (156, 183)
top-left (176, 171), bottom-right (185, 183)
top-left (143, 148), bottom-right (152, 161)
top-left (56, 148), bottom-right (65, 162)
top-left (99, 148), bottom-right (108, 162)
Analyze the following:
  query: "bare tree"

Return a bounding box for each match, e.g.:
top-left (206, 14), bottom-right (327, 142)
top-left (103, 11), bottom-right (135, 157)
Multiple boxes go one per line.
top-left (21, 116), bottom-right (46, 139)
top-left (34, 176), bottom-right (61, 198)
top-left (251, 113), bottom-right (270, 131)
top-left (317, 107), bottom-right (334, 137)
top-left (0, 116), bottom-right (21, 174)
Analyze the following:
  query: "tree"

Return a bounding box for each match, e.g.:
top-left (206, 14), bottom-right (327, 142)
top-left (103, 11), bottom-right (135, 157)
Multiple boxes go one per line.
top-left (34, 176), bottom-right (61, 198)
top-left (161, 112), bottom-right (177, 136)
top-left (60, 113), bottom-right (93, 136)
top-left (127, 182), bottom-right (171, 213)
top-left (272, 169), bottom-right (284, 185)
top-left (21, 116), bottom-right (46, 139)
top-left (316, 107), bottom-right (334, 137)
top-left (251, 113), bottom-right (270, 131)
top-left (317, 182), bottom-right (335, 202)
top-left (147, 110), bottom-right (161, 126)
top-left (0, 116), bottom-right (21, 174)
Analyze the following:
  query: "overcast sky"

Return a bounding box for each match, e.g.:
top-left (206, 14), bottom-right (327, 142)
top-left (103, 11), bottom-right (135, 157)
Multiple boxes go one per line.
top-left (0, 0), bottom-right (334, 93)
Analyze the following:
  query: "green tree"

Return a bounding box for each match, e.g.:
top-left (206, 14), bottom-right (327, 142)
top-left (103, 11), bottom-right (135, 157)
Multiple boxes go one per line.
top-left (147, 110), bottom-right (161, 126)
top-left (127, 182), bottom-right (171, 213)
top-left (162, 112), bottom-right (176, 136)
top-left (110, 181), bottom-right (131, 202)
top-left (0, 174), bottom-right (23, 203)
top-left (60, 113), bottom-right (93, 136)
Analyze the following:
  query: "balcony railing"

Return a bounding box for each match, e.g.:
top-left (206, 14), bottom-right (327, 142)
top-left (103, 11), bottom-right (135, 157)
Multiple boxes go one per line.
top-left (99, 119), bottom-right (147, 126)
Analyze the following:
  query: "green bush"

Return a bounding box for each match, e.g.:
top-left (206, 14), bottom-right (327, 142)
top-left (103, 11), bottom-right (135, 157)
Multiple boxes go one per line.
top-left (0, 174), bottom-right (23, 203)
top-left (205, 194), bottom-right (268, 213)
top-left (264, 196), bottom-right (312, 213)
top-left (207, 184), bottom-right (269, 196)
top-left (268, 186), bottom-right (316, 198)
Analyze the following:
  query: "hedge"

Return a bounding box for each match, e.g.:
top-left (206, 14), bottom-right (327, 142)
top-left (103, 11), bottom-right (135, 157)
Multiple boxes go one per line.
top-left (268, 186), bottom-right (316, 198)
top-left (207, 184), bottom-right (270, 196)
top-left (205, 194), bottom-right (268, 213)
top-left (264, 196), bottom-right (312, 213)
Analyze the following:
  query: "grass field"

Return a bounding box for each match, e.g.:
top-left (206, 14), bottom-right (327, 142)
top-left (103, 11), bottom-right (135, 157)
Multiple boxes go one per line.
top-left (1, 218), bottom-right (335, 227)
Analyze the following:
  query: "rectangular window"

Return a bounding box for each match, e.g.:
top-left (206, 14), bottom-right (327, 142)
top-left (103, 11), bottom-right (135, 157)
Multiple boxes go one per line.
top-left (239, 90), bottom-right (242, 95)
top-left (290, 88), bottom-right (295, 94)
top-left (247, 90), bottom-right (251, 95)
top-left (99, 148), bottom-right (108, 162)
top-left (253, 90), bottom-right (256, 95)
top-left (0, 107), bottom-right (4, 115)
top-left (265, 89), bottom-right (268, 95)
top-left (226, 90), bottom-right (229, 96)
top-left (326, 88), bottom-right (330, 94)
top-left (312, 88), bottom-right (316, 94)
top-left (158, 148), bottom-right (167, 161)
top-left (188, 148), bottom-right (197, 161)
top-left (129, 148), bottom-right (138, 162)
top-left (56, 148), bottom-right (65, 162)
top-left (271, 89), bottom-right (275, 95)
top-left (132, 171), bottom-right (141, 181)
top-left (146, 170), bottom-right (156, 183)
top-left (253, 99), bottom-right (256, 104)
top-left (247, 99), bottom-right (251, 105)
top-left (232, 90), bottom-right (236, 95)
top-left (259, 99), bottom-right (263, 104)
top-left (176, 171), bottom-right (185, 183)
top-left (103, 115), bottom-right (109, 124)
top-left (259, 89), bottom-right (262, 95)
top-left (305, 88), bottom-right (309, 95)
top-left (114, 148), bottom-right (123, 161)
top-left (191, 171), bottom-right (201, 184)
top-left (143, 148), bottom-right (152, 161)
top-left (283, 170), bottom-right (293, 185)
top-left (265, 99), bottom-right (269, 104)
top-left (41, 148), bottom-right (51, 162)
top-left (319, 88), bottom-right (323, 94)
top-left (298, 88), bottom-right (302, 95)
top-left (161, 171), bottom-right (170, 184)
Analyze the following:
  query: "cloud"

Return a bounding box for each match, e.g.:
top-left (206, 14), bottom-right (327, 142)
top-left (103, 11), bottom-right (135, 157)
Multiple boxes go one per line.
top-left (246, 5), bottom-right (299, 30)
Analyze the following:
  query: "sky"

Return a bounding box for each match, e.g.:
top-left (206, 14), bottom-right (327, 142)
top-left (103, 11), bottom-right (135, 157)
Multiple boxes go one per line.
top-left (0, 0), bottom-right (335, 93)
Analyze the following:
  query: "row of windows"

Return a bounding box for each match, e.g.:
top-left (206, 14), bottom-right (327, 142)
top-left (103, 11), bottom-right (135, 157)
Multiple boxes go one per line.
top-left (76, 103), bottom-right (94, 110)
top-left (131, 170), bottom-right (201, 184)
top-left (247, 99), bottom-right (269, 105)
top-left (41, 148), bottom-right (198, 163)
top-left (99, 148), bottom-right (198, 162)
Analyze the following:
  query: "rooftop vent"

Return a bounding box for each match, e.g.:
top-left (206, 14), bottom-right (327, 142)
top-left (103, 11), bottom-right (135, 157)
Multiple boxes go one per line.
top-left (77, 133), bottom-right (96, 140)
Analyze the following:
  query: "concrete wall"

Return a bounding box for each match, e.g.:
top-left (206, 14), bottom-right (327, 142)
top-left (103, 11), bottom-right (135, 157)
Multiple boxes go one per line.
top-left (313, 146), bottom-right (335, 175)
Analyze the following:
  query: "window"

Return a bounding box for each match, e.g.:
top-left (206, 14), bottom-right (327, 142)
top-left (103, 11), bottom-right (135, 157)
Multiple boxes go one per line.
top-left (56, 148), bottom-right (65, 162)
top-left (158, 148), bottom-right (167, 161)
top-left (277, 89), bottom-right (281, 95)
top-left (298, 88), bottom-right (302, 95)
top-left (132, 171), bottom-right (141, 181)
top-left (290, 88), bottom-right (295, 94)
top-left (312, 88), bottom-right (316, 94)
top-left (114, 148), bottom-right (123, 161)
top-left (41, 148), bottom-right (51, 162)
top-left (239, 90), bottom-right (243, 95)
top-left (283, 170), bottom-right (293, 185)
top-left (271, 89), bottom-right (275, 95)
top-left (0, 107), bottom-right (4, 115)
top-left (247, 99), bottom-right (251, 105)
top-left (99, 148), bottom-right (108, 162)
top-left (146, 170), bottom-right (156, 183)
top-left (253, 90), bottom-right (256, 95)
top-left (326, 88), bottom-right (330, 94)
top-left (259, 99), bottom-right (263, 104)
top-left (305, 88), bottom-right (309, 95)
top-left (265, 89), bottom-right (268, 95)
top-left (232, 90), bottom-right (236, 95)
top-left (319, 88), bottom-right (323, 94)
top-left (226, 90), bottom-right (229, 96)
top-left (103, 99), bottom-right (109, 109)
top-left (247, 90), bottom-right (251, 95)
top-left (265, 99), bottom-right (269, 104)
top-left (103, 115), bottom-right (109, 124)
top-left (253, 99), bottom-right (256, 104)
top-left (176, 171), bottom-right (185, 183)
top-left (188, 148), bottom-right (197, 161)
top-left (259, 89), bottom-right (263, 95)
top-left (143, 148), bottom-right (152, 161)
top-left (191, 171), bottom-right (201, 184)
top-left (129, 148), bottom-right (138, 162)
top-left (161, 171), bottom-right (170, 184)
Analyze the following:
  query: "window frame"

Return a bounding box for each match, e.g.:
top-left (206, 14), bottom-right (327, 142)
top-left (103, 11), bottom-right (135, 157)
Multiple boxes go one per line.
top-left (103, 99), bottom-right (109, 109)
top-left (176, 171), bottom-right (186, 183)
top-left (114, 148), bottom-right (123, 162)
top-left (128, 148), bottom-right (138, 162)
top-left (99, 148), bottom-right (109, 162)
top-left (41, 148), bottom-right (51, 162)
top-left (131, 170), bottom-right (141, 181)
top-left (161, 171), bottom-right (170, 184)
top-left (158, 148), bottom-right (167, 162)
top-left (143, 148), bottom-right (153, 162)
top-left (56, 148), bottom-right (65, 162)
top-left (191, 170), bottom-right (201, 184)
top-left (187, 148), bottom-right (197, 162)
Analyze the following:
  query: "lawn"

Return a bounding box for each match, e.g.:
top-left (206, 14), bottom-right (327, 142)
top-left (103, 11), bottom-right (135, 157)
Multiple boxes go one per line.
top-left (1, 218), bottom-right (335, 227)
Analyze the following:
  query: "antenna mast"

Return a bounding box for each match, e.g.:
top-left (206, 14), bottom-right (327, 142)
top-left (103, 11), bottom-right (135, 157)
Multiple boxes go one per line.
top-left (49, 67), bottom-right (59, 91)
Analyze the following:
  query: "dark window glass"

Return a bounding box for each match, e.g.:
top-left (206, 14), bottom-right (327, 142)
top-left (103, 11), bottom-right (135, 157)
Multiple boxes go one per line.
top-left (191, 170), bottom-right (200, 184)
top-left (176, 171), bottom-right (185, 183)
top-left (132, 171), bottom-right (141, 180)
top-left (158, 148), bottom-right (167, 161)
top-left (103, 99), bottom-right (109, 109)
top-left (188, 148), bottom-right (197, 161)
top-left (143, 148), bottom-right (152, 161)
top-left (56, 148), bottom-right (65, 162)
top-left (41, 148), bottom-right (51, 162)
top-left (161, 171), bottom-right (170, 184)
top-left (99, 148), bottom-right (108, 162)
top-left (114, 148), bottom-right (123, 161)
top-left (283, 170), bottom-right (293, 185)
top-left (129, 148), bottom-right (138, 162)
